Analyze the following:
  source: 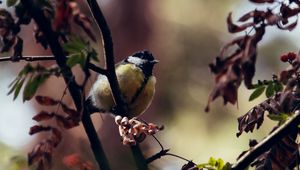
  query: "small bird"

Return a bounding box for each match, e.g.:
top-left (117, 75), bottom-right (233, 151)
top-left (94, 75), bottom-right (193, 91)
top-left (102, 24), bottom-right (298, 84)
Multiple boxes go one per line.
top-left (87, 50), bottom-right (158, 117)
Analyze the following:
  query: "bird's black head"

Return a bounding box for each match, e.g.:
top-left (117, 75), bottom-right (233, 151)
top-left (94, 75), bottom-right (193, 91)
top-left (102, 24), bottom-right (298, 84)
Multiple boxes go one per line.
top-left (125, 50), bottom-right (158, 78)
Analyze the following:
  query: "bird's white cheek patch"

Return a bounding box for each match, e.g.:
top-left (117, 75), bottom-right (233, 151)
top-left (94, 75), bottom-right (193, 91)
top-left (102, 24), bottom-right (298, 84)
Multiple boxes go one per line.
top-left (127, 56), bottom-right (145, 65)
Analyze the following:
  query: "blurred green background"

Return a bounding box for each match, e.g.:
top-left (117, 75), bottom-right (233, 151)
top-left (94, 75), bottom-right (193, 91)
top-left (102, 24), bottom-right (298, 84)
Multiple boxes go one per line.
top-left (0, 0), bottom-right (299, 169)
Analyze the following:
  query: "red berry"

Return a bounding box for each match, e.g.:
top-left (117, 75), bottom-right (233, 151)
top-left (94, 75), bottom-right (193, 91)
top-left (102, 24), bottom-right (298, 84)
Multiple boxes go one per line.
top-left (280, 52), bottom-right (297, 62)
top-left (280, 54), bottom-right (288, 62)
top-left (287, 52), bottom-right (296, 61)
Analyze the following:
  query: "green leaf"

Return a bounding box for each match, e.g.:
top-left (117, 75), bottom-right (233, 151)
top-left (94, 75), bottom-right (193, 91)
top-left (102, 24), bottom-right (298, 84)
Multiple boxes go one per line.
top-left (18, 63), bottom-right (34, 76)
top-left (265, 83), bottom-right (274, 98)
top-left (63, 37), bottom-right (86, 54)
top-left (66, 54), bottom-right (85, 68)
top-left (216, 158), bottom-right (225, 170)
top-left (89, 49), bottom-right (99, 62)
top-left (249, 86), bottom-right (265, 101)
top-left (7, 0), bottom-right (18, 7)
top-left (197, 163), bottom-right (209, 169)
top-left (267, 113), bottom-right (289, 122)
top-left (274, 82), bottom-right (283, 92)
top-left (13, 78), bottom-right (25, 100)
top-left (7, 77), bottom-right (21, 95)
top-left (208, 157), bottom-right (217, 166)
top-left (23, 75), bottom-right (48, 102)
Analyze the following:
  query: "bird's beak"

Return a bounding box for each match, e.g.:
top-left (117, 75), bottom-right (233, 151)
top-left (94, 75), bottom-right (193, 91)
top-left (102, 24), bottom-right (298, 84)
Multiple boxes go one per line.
top-left (151, 60), bottom-right (159, 64)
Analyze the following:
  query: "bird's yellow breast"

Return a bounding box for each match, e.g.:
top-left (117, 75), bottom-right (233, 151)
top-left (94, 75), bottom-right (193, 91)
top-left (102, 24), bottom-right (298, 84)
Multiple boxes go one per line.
top-left (90, 63), bottom-right (156, 117)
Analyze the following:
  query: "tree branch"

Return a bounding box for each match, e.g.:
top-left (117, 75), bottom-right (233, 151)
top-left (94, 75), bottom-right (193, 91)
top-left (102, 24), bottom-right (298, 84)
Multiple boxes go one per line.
top-left (0, 55), bottom-right (106, 75)
top-left (146, 149), bottom-right (170, 164)
top-left (20, 1), bottom-right (111, 170)
top-left (86, 0), bottom-right (127, 116)
top-left (85, 1), bottom-right (148, 169)
top-left (231, 111), bottom-right (300, 170)
top-left (0, 55), bottom-right (55, 62)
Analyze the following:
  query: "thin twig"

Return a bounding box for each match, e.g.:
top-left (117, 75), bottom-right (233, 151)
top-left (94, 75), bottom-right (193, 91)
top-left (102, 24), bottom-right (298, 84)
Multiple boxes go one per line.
top-left (0, 55), bottom-right (55, 62)
top-left (146, 149), bottom-right (170, 164)
top-left (165, 153), bottom-right (193, 162)
top-left (152, 135), bottom-right (164, 150)
top-left (231, 111), bottom-right (300, 170)
top-left (0, 55), bottom-right (107, 75)
top-left (85, 0), bottom-right (148, 169)
top-left (20, 1), bottom-right (111, 169)
top-left (55, 84), bottom-right (69, 114)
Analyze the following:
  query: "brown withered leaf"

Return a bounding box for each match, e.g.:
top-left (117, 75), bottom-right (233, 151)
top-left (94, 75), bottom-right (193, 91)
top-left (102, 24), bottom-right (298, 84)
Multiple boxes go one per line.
top-left (73, 13), bottom-right (96, 42)
top-left (277, 19), bottom-right (298, 31)
top-left (50, 128), bottom-right (62, 147)
top-left (54, 0), bottom-right (96, 42)
top-left (56, 115), bottom-right (79, 129)
top-left (28, 139), bottom-right (54, 169)
top-left (35, 96), bottom-right (59, 106)
top-left (69, 1), bottom-right (96, 41)
top-left (237, 105), bottom-right (265, 137)
top-left (207, 27), bottom-right (265, 111)
top-left (280, 4), bottom-right (300, 18)
top-left (227, 12), bottom-right (256, 33)
top-left (265, 10), bottom-right (281, 25)
top-left (219, 35), bottom-right (250, 58)
top-left (61, 103), bottom-right (80, 117)
top-left (29, 125), bottom-right (52, 135)
top-left (251, 132), bottom-right (298, 169)
top-left (32, 111), bottom-right (54, 122)
top-left (238, 10), bottom-right (266, 23)
top-left (237, 90), bottom-right (300, 137)
top-left (206, 64), bottom-right (241, 112)
top-left (28, 126), bottom-right (63, 169)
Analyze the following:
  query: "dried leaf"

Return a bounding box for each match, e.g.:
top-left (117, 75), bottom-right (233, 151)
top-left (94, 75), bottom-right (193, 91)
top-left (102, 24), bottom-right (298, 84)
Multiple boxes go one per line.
top-left (277, 19), bottom-right (298, 31)
top-left (32, 111), bottom-right (54, 122)
top-left (227, 12), bottom-right (255, 33)
top-left (61, 103), bottom-right (79, 117)
top-left (35, 96), bottom-right (59, 106)
top-left (51, 128), bottom-right (62, 147)
top-left (251, 132), bottom-right (298, 169)
top-left (29, 125), bottom-right (51, 135)
top-left (280, 4), bottom-right (300, 18)
top-left (56, 116), bottom-right (79, 129)
top-left (237, 105), bottom-right (265, 137)
top-left (206, 65), bottom-right (241, 112)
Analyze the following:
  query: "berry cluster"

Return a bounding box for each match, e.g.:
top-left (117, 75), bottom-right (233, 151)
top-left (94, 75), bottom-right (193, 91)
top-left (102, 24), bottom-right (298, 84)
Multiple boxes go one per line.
top-left (280, 52), bottom-right (297, 63)
top-left (115, 116), bottom-right (164, 145)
